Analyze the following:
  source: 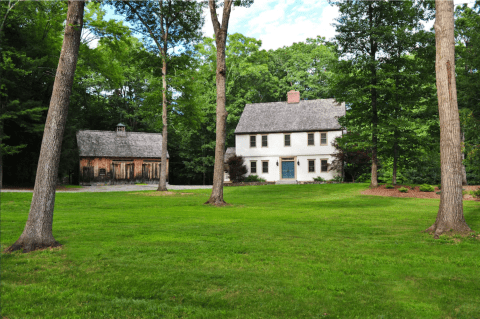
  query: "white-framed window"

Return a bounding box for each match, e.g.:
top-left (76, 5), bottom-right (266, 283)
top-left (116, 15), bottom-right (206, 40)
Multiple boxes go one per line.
top-left (308, 133), bottom-right (314, 146)
top-left (250, 135), bottom-right (256, 147)
top-left (321, 159), bottom-right (328, 172)
top-left (262, 161), bottom-right (269, 173)
top-left (320, 132), bottom-right (328, 145)
top-left (308, 160), bottom-right (315, 173)
top-left (250, 161), bottom-right (257, 173)
top-left (262, 135), bottom-right (268, 147)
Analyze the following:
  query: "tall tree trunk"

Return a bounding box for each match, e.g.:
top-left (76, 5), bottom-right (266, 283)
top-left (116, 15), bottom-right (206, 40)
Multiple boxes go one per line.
top-left (392, 138), bottom-right (398, 185)
top-left (368, 2), bottom-right (378, 188)
top-left (426, 0), bottom-right (472, 238)
top-left (6, 1), bottom-right (84, 253)
top-left (205, 0), bottom-right (233, 206)
top-left (158, 48), bottom-right (168, 191)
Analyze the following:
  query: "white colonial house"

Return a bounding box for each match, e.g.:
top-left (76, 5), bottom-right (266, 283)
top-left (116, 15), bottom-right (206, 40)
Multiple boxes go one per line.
top-left (226, 91), bottom-right (345, 183)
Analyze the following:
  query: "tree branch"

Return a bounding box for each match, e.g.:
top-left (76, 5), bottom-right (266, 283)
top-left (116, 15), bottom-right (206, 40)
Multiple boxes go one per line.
top-left (125, 2), bottom-right (164, 54)
top-left (209, 0), bottom-right (221, 35)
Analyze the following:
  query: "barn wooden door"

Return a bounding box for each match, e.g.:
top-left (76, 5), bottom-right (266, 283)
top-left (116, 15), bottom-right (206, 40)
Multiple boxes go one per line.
top-left (126, 163), bottom-right (134, 180)
top-left (82, 166), bottom-right (93, 183)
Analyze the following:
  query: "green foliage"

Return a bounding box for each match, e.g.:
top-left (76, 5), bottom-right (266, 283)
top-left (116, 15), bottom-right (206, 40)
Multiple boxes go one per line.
top-left (378, 166), bottom-right (405, 184)
top-left (330, 175), bottom-right (343, 182)
top-left (244, 175), bottom-right (265, 182)
top-left (268, 36), bottom-right (337, 100)
top-left (330, 0), bottom-right (437, 185)
top-left (385, 184), bottom-right (394, 189)
top-left (330, 133), bottom-right (372, 183)
top-left (402, 152), bottom-right (441, 185)
top-left (419, 184), bottom-right (435, 192)
top-left (2, 185), bottom-right (480, 318)
top-left (398, 187), bottom-right (408, 193)
top-left (313, 176), bottom-right (326, 182)
top-left (471, 188), bottom-right (480, 198)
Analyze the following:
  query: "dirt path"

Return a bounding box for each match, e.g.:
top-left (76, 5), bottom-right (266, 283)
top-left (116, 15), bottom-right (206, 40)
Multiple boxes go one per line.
top-left (361, 184), bottom-right (480, 201)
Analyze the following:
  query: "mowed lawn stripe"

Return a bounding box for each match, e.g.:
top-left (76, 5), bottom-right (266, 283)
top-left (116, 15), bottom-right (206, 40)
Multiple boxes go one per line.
top-left (1, 183), bottom-right (479, 318)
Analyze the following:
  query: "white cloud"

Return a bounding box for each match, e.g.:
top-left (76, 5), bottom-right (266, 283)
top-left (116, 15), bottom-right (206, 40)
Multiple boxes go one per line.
top-left (201, 0), bottom-right (338, 50)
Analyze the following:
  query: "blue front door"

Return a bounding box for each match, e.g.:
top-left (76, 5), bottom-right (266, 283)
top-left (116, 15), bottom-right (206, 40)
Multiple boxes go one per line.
top-left (282, 161), bottom-right (295, 179)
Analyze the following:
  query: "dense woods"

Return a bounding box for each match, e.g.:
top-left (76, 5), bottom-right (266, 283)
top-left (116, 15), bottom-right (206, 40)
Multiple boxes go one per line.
top-left (1, 0), bottom-right (480, 188)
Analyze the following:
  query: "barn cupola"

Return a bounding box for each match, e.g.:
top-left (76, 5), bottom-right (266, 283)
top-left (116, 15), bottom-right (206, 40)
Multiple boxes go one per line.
top-left (287, 90), bottom-right (300, 104)
top-left (116, 123), bottom-right (126, 137)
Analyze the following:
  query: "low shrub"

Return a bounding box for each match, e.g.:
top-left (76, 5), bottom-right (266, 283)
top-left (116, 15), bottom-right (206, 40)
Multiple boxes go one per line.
top-left (330, 175), bottom-right (343, 182)
top-left (437, 184), bottom-right (441, 190)
top-left (471, 188), bottom-right (480, 199)
top-left (419, 184), bottom-right (435, 192)
top-left (385, 184), bottom-right (394, 189)
top-left (399, 187), bottom-right (408, 193)
top-left (244, 175), bottom-right (266, 182)
top-left (313, 176), bottom-right (326, 182)
top-left (436, 191), bottom-right (441, 195)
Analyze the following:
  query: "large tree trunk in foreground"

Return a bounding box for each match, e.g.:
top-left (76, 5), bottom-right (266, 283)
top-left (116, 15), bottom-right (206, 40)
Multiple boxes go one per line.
top-left (205, 0), bottom-right (233, 206)
top-left (6, 1), bottom-right (84, 253)
top-left (158, 47), bottom-right (168, 192)
top-left (426, 0), bottom-right (472, 238)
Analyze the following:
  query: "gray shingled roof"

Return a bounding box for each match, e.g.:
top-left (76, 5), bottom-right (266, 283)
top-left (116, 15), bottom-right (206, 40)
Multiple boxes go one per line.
top-left (224, 147), bottom-right (236, 163)
top-left (235, 99), bottom-right (345, 134)
top-left (76, 130), bottom-right (169, 158)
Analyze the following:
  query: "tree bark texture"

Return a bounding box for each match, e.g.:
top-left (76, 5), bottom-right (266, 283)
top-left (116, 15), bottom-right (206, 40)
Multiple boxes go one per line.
top-left (368, 2), bottom-right (378, 188)
top-left (427, 0), bottom-right (472, 238)
top-left (205, 0), bottom-right (233, 206)
top-left (6, 1), bottom-right (84, 253)
top-left (158, 45), bottom-right (168, 191)
top-left (392, 139), bottom-right (398, 185)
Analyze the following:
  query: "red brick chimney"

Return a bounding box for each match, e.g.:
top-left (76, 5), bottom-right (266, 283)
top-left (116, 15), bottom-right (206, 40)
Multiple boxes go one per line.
top-left (287, 90), bottom-right (300, 104)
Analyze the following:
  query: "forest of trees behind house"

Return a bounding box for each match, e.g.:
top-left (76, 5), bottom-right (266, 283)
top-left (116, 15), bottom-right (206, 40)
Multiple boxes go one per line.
top-left (1, 1), bottom-right (479, 187)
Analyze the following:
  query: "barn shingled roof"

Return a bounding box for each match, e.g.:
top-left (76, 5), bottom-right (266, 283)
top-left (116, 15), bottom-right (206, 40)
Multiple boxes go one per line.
top-left (76, 130), bottom-right (169, 158)
top-left (234, 99), bottom-right (345, 134)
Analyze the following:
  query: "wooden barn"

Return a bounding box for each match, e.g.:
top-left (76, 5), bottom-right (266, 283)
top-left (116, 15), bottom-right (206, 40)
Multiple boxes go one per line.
top-left (76, 124), bottom-right (169, 185)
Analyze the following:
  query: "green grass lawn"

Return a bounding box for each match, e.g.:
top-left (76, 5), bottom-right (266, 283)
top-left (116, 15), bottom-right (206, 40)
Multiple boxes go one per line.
top-left (1, 184), bottom-right (479, 318)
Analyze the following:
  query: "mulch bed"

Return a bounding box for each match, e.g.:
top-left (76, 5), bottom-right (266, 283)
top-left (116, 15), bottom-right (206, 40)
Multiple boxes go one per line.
top-left (361, 184), bottom-right (480, 201)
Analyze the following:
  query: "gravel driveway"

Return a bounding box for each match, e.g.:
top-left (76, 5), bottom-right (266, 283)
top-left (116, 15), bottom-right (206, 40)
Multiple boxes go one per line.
top-left (2, 184), bottom-right (212, 193)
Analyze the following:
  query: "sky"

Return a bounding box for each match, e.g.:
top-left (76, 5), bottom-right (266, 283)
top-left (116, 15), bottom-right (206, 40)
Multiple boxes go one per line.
top-left (202, 0), bottom-right (339, 50)
top-left (105, 0), bottom-right (477, 52)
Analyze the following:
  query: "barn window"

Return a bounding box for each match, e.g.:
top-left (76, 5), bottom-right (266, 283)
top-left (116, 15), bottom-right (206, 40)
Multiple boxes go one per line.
top-left (99, 168), bottom-right (106, 176)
